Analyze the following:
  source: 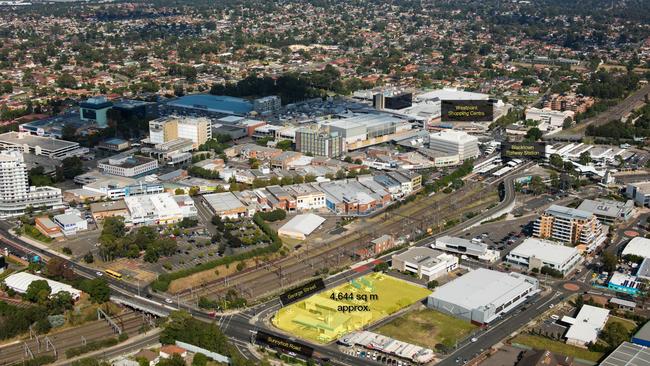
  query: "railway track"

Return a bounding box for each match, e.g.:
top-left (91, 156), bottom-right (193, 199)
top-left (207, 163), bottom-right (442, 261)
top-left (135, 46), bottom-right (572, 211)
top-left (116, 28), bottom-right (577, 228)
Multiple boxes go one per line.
top-left (178, 179), bottom-right (501, 303)
top-left (0, 311), bottom-right (147, 366)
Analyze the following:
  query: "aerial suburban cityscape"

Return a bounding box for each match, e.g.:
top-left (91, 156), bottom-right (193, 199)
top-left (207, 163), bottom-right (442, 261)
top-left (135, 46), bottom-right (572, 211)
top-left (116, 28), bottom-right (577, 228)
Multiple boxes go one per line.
top-left (0, 0), bottom-right (650, 366)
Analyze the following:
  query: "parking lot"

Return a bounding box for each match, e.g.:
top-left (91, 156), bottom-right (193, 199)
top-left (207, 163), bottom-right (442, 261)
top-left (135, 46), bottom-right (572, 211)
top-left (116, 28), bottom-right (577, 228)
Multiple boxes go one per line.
top-left (458, 216), bottom-right (533, 259)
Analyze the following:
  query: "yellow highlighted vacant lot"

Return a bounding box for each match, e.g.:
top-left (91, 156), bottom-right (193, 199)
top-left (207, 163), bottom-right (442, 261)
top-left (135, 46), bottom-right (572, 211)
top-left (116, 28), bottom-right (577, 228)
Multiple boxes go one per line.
top-left (272, 273), bottom-right (431, 343)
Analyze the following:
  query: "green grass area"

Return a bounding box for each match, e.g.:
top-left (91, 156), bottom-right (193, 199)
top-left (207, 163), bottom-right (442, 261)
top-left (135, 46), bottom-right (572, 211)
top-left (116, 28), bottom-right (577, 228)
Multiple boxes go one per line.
top-left (376, 308), bottom-right (477, 349)
top-left (511, 334), bottom-right (604, 362)
top-left (22, 224), bottom-right (52, 243)
top-left (607, 316), bottom-right (638, 333)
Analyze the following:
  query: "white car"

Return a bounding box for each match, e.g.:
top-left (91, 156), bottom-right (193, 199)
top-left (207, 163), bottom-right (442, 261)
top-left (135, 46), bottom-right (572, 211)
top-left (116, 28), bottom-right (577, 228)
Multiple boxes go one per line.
top-left (165, 298), bottom-right (173, 304)
top-left (471, 337), bottom-right (478, 342)
top-left (95, 271), bottom-right (103, 276)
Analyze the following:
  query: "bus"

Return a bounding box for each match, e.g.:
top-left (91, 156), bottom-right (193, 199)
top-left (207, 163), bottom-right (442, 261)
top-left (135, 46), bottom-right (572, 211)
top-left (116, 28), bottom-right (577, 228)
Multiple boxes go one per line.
top-left (105, 269), bottom-right (122, 280)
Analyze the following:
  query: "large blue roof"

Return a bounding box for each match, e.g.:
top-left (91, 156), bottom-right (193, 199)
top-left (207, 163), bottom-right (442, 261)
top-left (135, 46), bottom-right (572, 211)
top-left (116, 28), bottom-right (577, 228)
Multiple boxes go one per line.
top-left (166, 94), bottom-right (253, 115)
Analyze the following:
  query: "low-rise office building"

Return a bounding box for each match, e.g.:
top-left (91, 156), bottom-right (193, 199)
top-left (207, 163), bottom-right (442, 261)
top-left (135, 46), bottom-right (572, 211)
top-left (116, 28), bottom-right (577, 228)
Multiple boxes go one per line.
top-left (0, 132), bottom-right (88, 159)
top-left (433, 236), bottom-right (500, 262)
top-left (53, 213), bottom-right (88, 236)
top-left (506, 238), bottom-right (582, 276)
top-left (90, 200), bottom-right (130, 221)
top-left (124, 193), bottom-right (196, 226)
top-left (98, 154), bottom-right (159, 177)
top-left (392, 247), bottom-right (458, 281)
top-left (626, 182), bottom-right (650, 207)
top-left (99, 138), bottom-right (131, 152)
top-left (576, 199), bottom-right (634, 225)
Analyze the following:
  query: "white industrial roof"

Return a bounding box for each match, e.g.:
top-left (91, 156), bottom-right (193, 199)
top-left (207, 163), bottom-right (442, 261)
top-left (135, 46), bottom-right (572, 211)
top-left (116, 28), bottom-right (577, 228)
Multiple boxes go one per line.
top-left (510, 238), bottom-right (580, 266)
top-left (278, 213), bottom-right (325, 237)
top-left (430, 268), bottom-right (536, 310)
top-left (417, 88), bottom-right (490, 101)
top-left (203, 191), bottom-right (245, 212)
top-left (622, 237), bottom-right (650, 259)
top-left (429, 129), bottom-right (478, 144)
top-left (564, 305), bottom-right (609, 345)
top-left (3, 272), bottom-right (81, 299)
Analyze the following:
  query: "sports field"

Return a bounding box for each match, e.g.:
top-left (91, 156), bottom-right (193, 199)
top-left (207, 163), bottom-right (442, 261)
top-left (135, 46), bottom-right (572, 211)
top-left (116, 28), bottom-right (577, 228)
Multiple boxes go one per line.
top-left (273, 273), bottom-right (431, 343)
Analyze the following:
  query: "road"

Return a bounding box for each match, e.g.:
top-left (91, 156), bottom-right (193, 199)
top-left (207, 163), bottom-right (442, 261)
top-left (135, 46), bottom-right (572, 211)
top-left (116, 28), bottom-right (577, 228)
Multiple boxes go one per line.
top-left (0, 163), bottom-right (550, 366)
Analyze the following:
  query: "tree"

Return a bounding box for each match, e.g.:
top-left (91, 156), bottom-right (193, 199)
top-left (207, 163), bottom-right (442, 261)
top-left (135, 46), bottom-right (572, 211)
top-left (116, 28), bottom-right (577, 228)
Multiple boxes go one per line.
top-left (62, 124), bottom-right (77, 141)
top-left (158, 354), bottom-right (186, 366)
top-left (49, 291), bottom-right (74, 313)
top-left (25, 280), bottom-right (51, 304)
top-left (192, 353), bottom-right (209, 366)
top-left (602, 252), bottom-right (618, 273)
top-left (549, 154), bottom-right (564, 169)
top-left (174, 188), bottom-right (185, 195)
top-left (45, 257), bottom-right (75, 280)
top-left (550, 171), bottom-right (560, 190)
top-left (579, 151), bottom-right (591, 165)
top-left (529, 175), bottom-right (546, 195)
top-left (56, 73), bottom-right (77, 89)
top-left (103, 216), bottom-right (126, 238)
top-left (83, 252), bottom-right (94, 264)
top-left (427, 280), bottom-right (439, 289)
top-left (59, 157), bottom-right (83, 179)
top-left (276, 140), bottom-right (292, 151)
top-left (601, 321), bottom-right (630, 348)
top-left (373, 262), bottom-right (389, 272)
top-left (563, 117), bottom-right (573, 129)
top-left (80, 278), bottom-right (110, 303)
top-left (525, 127), bottom-right (543, 141)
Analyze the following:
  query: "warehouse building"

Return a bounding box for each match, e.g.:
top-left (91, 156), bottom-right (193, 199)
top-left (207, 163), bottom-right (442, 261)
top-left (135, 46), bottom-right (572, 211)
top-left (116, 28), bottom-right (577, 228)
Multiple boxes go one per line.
top-left (277, 213), bottom-right (325, 240)
top-left (391, 247), bottom-right (458, 281)
top-left (505, 238), bottom-right (582, 276)
top-left (3, 272), bottom-right (82, 300)
top-left (600, 342), bottom-right (650, 366)
top-left (632, 321), bottom-right (650, 347)
top-left (622, 237), bottom-right (650, 259)
top-left (427, 268), bottom-right (539, 325)
top-left (202, 192), bottom-right (248, 219)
